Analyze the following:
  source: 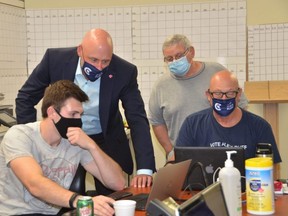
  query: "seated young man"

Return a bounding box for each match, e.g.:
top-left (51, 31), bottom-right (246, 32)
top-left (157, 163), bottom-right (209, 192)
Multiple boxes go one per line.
top-left (0, 80), bottom-right (125, 216)
top-left (176, 70), bottom-right (281, 164)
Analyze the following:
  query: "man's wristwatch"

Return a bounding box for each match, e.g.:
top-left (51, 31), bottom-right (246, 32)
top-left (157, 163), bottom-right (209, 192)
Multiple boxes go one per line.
top-left (69, 193), bottom-right (79, 209)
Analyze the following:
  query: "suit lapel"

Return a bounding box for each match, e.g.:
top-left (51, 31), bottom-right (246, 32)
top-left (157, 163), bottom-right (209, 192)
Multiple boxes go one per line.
top-left (99, 65), bottom-right (116, 135)
top-left (62, 47), bottom-right (79, 80)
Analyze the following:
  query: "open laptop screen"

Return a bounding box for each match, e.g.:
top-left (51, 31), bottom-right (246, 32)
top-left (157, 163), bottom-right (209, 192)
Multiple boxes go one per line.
top-left (145, 159), bottom-right (192, 209)
top-left (127, 159), bottom-right (192, 211)
top-left (174, 146), bottom-right (245, 191)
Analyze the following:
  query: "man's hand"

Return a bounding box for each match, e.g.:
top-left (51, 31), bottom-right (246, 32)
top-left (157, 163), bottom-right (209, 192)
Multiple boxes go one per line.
top-left (66, 127), bottom-right (94, 150)
top-left (166, 149), bottom-right (175, 162)
top-left (92, 195), bottom-right (115, 216)
top-left (130, 174), bottom-right (153, 188)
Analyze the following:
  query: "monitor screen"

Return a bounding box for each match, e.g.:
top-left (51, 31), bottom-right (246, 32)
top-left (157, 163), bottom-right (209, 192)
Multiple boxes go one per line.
top-left (174, 146), bottom-right (245, 191)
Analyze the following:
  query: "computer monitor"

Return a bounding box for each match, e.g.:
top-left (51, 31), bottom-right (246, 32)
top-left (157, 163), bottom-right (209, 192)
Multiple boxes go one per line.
top-left (174, 146), bottom-right (245, 191)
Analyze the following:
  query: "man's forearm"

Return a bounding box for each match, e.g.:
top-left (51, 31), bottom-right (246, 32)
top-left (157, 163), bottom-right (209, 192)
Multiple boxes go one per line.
top-left (26, 175), bottom-right (76, 208)
top-left (87, 144), bottom-right (126, 190)
top-left (15, 96), bottom-right (37, 124)
top-left (152, 124), bottom-right (173, 154)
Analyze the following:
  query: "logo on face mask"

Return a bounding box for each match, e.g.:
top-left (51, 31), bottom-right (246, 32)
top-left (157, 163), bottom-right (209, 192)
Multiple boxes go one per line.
top-left (168, 56), bottom-right (191, 76)
top-left (82, 61), bottom-right (104, 82)
top-left (212, 98), bottom-right (236, 117)
top-left (54, 110), bottom-right (83, 139)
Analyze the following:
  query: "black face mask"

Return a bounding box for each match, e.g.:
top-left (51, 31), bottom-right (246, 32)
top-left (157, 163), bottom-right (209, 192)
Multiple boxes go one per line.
top-left (54, 109), bottom-right (83, 139)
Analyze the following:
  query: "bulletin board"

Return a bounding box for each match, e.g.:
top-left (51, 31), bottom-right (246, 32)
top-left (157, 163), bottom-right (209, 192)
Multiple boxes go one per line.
top-left (25, 0), bottom-right (247, 108)
top-left (248, 23), bottom-right (288, 81)
top-left (1, 0), bottom-right (247, 110)
top-left (0, 4), bottom-right (27, 107)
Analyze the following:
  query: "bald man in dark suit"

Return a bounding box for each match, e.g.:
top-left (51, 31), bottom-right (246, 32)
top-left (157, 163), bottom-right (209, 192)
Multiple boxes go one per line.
top-left (16, 28), bottom-right (155, 195)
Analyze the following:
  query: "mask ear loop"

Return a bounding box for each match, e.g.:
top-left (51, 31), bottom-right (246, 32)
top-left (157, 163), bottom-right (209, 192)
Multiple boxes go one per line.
top-left (184, 162), bottom-right (209, 192)
top-left (80, 46), bottom-right (86, 63)
top-left (79, 47), bottom-right (92, 80)
top-left (53, 108), bottom-right (62, 117)
top-left (51, 108), bottom-right (62, 125)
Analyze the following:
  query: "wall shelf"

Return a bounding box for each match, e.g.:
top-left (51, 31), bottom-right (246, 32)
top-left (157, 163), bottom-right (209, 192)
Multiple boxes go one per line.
top-left (244, 80), bottom-right (288, 179)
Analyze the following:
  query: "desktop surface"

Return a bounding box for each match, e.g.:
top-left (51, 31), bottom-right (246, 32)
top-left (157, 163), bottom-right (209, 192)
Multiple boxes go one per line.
top-left (133, 188), bottom-right (287, 216)
top-left (63, 187), bottom-right (288, 216)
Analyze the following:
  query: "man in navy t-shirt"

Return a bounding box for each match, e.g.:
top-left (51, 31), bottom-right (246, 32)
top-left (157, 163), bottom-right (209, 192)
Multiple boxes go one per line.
top-left (176, 70), bottom-right (281, 164)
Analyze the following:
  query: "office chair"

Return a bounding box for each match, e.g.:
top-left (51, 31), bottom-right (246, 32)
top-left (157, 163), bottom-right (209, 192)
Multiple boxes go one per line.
top-left (57, 164), bottom-right (131, 215)
top-left (57, 164), bottom-right (87, 215)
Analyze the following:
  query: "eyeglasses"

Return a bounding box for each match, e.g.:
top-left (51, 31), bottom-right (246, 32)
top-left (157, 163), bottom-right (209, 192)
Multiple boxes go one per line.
top-left (208, 88), bottom-right (240, 99)
top-left (164, 48), bottom-right (189, 63)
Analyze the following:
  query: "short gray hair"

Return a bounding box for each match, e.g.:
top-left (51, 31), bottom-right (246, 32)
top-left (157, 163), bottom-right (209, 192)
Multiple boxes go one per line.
top-left (162, 34), bottom-right (191, 52)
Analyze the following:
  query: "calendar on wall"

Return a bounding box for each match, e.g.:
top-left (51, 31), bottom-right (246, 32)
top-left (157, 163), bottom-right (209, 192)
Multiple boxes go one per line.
top-left (25, 0), bottom-right (247, 109)
top-left (248, 23), bottom-right (288, 81)
top-left (1, 0), bottom-right (247, 111)
top-left (130, 1), bottom-right (247, 105)
top-left (0, 4), bottom-right (27, 108)
top-left (25, 8), bottom-right (133, 75)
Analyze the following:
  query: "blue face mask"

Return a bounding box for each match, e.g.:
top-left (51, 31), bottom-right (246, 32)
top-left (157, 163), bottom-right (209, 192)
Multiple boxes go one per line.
top-left (212, 98), bottom-right (236, 117)
top-left (82, 61), bottom-right (104, 82)
top-left (168, 56), bottom-right (191, 76)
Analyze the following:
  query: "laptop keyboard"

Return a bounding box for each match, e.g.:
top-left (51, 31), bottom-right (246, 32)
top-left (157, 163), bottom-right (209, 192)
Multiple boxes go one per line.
top-left (107, 191), bottom-right (133, 200)
top-left (124, 193), bottom-right (149, 211)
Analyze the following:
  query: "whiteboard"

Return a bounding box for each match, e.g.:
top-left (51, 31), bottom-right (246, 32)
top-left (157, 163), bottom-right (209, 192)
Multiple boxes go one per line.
top-left (248, 23), bottom-right (288, 81)
top-left (0, 4), bottom-right (27, 108)
top-left (1, 1), bottom-right (247, 110)
top-left (25, 1), bottom-right (247, 108)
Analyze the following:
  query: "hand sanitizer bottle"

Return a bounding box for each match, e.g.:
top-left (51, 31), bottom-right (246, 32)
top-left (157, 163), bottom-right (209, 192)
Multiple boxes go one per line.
top-left (219, 151), bottom-right (242, 216)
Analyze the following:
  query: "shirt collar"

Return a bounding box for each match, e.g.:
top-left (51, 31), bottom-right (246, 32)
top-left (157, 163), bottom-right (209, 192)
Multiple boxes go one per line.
top-left (76, 58), bottom-right (82, 76)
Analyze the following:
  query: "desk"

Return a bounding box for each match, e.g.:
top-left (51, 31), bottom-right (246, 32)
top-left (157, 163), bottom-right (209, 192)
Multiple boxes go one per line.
top-left (64, 187), bottom-right (288, 215)
top-left (123, 187), bottom-right (288, 216)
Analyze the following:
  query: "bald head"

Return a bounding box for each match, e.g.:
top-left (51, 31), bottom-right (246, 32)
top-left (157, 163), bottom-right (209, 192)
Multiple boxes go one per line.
top-left (209, 70), bottom-right (239, 92)
top-left (77, 28), bottom-right (113, 70)
top-left (206, 70), bottom-right (242, 106)
top-left (81, 28), bottom-right (113, 53)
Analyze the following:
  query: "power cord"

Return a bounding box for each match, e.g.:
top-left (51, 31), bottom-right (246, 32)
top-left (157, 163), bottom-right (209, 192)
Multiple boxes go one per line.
top-left (165, 161), bottom-right (210, 191)
top-left (184, 162), bottom-right (209, 191)
top-left (213, 167), bottom-right (221, 183)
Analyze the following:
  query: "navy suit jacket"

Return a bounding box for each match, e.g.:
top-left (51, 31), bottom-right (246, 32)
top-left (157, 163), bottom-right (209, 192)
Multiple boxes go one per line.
top-left (16, 47), bottom-right (156, 174)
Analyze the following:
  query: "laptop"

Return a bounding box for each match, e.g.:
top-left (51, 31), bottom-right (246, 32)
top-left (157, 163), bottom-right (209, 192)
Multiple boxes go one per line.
top-left (126, 159), bottom-right (192, 210)
top-left (174, 146), bottom-right (245, 191)
top-left (177, 181), bottom-right (229, 216)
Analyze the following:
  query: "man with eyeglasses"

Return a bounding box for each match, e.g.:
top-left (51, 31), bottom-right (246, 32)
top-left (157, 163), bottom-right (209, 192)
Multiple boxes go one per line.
top-left (148, 34), bottom-right (248, 161)
top-left (176, 70), bottom-right (281, 163)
